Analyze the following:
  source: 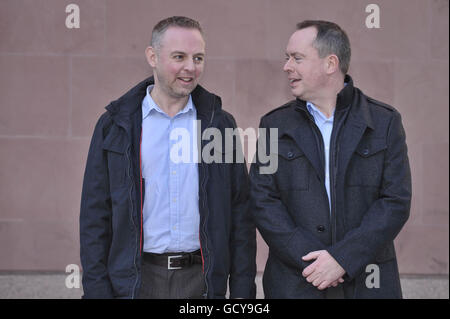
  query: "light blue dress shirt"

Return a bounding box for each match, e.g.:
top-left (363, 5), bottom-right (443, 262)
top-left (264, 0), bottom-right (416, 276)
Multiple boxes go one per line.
top-left (307, 102), bottom-right (334, 212)
top-left (141, 85), bottom-right (200, 253)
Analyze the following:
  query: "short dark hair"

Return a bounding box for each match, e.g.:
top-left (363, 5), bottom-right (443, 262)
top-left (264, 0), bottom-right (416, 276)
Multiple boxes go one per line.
top-left (151, 16), bottom-right (204, 49)
top-left (296, 20), bottom-right (351, 74)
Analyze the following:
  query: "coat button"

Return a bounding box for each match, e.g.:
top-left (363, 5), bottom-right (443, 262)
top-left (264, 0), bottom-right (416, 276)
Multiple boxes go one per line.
top-left (316, 225), bottom-right (325, 233)
top-left (287, 151), bottom-right (294, 158)
top-left (362, 148), bottom-right (369, 156)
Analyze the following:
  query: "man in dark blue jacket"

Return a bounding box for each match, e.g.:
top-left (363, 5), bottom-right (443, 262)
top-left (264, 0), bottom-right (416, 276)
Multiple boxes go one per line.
top-left (80, 16), bottom-right (256, 299)
top-left (250, 20), bottom-right (411, 298)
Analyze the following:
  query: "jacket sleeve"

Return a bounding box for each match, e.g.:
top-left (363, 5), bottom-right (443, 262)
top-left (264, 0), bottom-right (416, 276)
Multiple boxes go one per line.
top-left (327, 111), bottom-right (411, 280)
top-left (226, 114), bottom-right (257, 299)
top-left (249, 117), bottom-right (326, 271)
top-left (79, 112), bottom-right (114, 299)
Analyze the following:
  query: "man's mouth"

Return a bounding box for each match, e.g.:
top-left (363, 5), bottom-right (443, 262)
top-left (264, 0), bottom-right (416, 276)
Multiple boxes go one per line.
top-left (177, 77), bottom-right (194, 83)
top-left (289, 78), bottom-right (301, 85)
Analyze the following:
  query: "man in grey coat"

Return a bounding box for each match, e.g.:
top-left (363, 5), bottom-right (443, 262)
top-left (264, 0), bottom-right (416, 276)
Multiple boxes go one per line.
top-left (250, 20), bottom-right (411, 298)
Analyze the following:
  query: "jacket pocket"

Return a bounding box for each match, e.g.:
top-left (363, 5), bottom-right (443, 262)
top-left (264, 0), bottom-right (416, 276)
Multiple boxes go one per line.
top-left (275, 141), bottom-right (309, 191)
top-left (203, 146), bottom-right (235, 189)
top-left (374, 242), bottom-right (396, 263)
top-left (346, 138), bottom-right (387, 187)
top-left (102, 125), bottom-right (128, 188)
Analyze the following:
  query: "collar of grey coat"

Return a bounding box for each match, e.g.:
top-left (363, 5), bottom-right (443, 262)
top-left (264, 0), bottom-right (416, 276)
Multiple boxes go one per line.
top-left (294, 74), bottom-right (375, 131)
top-left (294, 74), bottom-right (354, 114)
top-left (280, 74), bottom-right (377, 182)
top-left (104, 76), bottom-right (221, 133)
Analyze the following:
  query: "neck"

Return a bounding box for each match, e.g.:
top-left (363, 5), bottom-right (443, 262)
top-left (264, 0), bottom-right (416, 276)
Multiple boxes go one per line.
top-left (150, 85), bottom-right (189, 118)
top-left (309, 76), bottom-right (345, 118)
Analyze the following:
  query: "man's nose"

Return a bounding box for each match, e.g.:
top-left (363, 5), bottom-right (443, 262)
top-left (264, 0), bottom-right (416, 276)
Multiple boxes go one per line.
top-left (184, 58), bottom-right (196, 72)
top-left (283, 57), bottom-right (293, 73)
top-left (283, 58), bottom-right (292, 73)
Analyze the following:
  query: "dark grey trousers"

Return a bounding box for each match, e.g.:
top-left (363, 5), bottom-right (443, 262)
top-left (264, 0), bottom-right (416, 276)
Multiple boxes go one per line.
top-left (139, 259), bottom-right (206, 299)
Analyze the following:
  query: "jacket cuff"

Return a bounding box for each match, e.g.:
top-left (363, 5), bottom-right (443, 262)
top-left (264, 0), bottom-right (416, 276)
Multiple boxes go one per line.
top-left (326, 245), bottom-right (363, 280)
top-left (229, 278), bottom-right (257, 299)
top-left (81, 282), bottom-right (114, 299)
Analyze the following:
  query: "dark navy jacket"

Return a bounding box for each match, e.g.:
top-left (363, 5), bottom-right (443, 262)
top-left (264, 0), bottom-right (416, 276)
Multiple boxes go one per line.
top-left (80, 77), bottom-right (256, 299)
top-left (250, 76), bottom-right (411, 298)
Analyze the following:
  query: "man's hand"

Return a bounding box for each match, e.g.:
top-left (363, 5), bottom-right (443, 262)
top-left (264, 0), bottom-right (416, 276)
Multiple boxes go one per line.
top-left (302, 250), bottom-right (346, 290)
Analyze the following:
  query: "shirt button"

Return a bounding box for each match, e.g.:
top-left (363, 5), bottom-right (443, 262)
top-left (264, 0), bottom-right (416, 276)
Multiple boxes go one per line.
top-left (172, 171), bottom-right (176, 175)
top-left (173, 198), bottom-right (177, 203)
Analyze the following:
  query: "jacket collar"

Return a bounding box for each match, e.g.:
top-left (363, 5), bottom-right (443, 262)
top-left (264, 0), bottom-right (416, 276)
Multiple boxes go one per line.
top-left (105, 76), bottom-right (221, 130)
top-left (336, 74), bottom-right (354, 112)
top-left (294, 74), bottom-right (374, 130)
top-left (295, 74), bottom-right (353, 112)
top-left (283, 74), bottom-right (376, 181)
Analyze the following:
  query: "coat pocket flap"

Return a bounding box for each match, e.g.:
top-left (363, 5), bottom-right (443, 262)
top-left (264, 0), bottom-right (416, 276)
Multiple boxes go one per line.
top-left (102, 125), bottom-right (127, 154)
top-left (277, 141), bottom-right (305, 160)
top-left (355, 139), bottom-right (387, 157)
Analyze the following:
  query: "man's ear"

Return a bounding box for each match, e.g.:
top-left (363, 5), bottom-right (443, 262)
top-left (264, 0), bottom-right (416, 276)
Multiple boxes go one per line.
top-left (145, 46), bottom-right (157, 68)
top-left (325, 54), bottom-right (340, 75)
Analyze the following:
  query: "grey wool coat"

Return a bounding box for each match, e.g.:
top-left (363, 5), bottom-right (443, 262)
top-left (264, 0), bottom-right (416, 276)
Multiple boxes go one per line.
top-left (250, 75), bottom-right (411, 299)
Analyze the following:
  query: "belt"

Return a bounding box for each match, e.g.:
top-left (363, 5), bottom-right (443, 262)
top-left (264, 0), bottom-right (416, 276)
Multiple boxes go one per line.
top-left (143, 250), bottom-right (202, 270)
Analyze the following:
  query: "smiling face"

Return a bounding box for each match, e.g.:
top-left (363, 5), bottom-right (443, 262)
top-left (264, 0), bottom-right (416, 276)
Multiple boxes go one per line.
top-left (146, 26), bottom-right (205, 99)
top-left (283, 27), bottom-right (329, 102)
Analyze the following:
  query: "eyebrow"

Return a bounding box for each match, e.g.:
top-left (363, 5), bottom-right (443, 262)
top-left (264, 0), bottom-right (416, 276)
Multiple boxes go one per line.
top-left (285, 52), bottom-right (306, 57)
top-left (170, 51), bottom-right (205, 56)
top-left (171, 51), bottom-right (186, 55)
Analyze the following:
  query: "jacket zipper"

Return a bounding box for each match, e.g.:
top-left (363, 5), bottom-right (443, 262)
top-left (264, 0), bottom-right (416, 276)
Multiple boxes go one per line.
top-left (139, 129), bottom-right (143, 254)
top-left (329, 132), bottom-right (338, 245)
top-left (199, 103), bottom-right (216, 299)
top-left (328, 108), bottom-right (350, 245)
top-left (125, 144), bottom-right (139, 299)
top-left (200, 163), bottom-right (210, 298)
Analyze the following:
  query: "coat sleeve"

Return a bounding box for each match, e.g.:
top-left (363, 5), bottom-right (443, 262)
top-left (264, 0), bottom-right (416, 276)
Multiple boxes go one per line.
top-left (327, 111), bottom-right (411, 280)
top-left (249, 116), bottom-right (326, 271)
top-left (79, 112), bottom-right (114, 299)
top-left (225, 113), bottom-right (257, 299)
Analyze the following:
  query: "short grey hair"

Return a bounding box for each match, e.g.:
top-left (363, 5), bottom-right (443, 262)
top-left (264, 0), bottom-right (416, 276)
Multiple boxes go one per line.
top-left (151, 16), bottom-right (204, 50)
top-left (296, 20), bottom-right (351, 74)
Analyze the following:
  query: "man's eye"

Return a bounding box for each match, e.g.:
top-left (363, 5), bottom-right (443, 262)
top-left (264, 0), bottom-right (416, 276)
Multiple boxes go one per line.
top-left (173, 55), bottom-right (183, 60)
top-left (194, 56), bottom-right (204, 63)
top-left (294, 57), bottom-right (302, 62)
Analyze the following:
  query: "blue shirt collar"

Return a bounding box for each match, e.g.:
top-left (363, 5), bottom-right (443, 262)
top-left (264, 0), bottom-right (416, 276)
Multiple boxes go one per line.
top-left (142, 85), bottom-right (194, 119)
top-left (306, 102), bottom-right (334, 124)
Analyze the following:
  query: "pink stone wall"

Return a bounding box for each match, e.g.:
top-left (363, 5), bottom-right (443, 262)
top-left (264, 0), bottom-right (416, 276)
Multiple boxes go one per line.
top-left (0, 0), bottom-right (448, 275)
